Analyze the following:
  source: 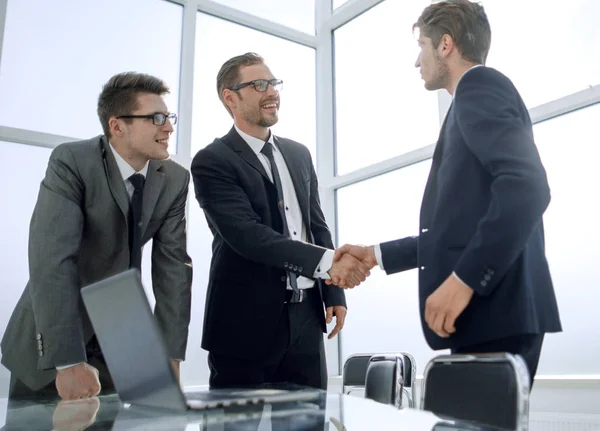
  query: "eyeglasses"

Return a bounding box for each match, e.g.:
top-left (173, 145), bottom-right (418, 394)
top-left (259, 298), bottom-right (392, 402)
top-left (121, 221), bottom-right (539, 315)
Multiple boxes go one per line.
top-left (229, 79), bottom-right (283, 93)
top-left (116, 112), bottom-right (178, 126)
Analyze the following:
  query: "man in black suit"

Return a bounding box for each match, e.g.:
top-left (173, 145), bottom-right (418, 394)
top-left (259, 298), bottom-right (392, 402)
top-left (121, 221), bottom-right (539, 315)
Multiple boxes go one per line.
top-left (333, 0), bottom-right (562, 387)
top-left (191, 53), bottom-right (370, 390)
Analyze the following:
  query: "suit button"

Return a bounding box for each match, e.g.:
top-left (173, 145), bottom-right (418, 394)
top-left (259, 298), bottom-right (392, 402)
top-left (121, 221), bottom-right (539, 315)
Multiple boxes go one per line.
top-left (37, 341), bottom-right (43, 348)
top-left (38, 351), bottom-right (43, 356)
top-left (36, 333), bottom-right (42, 340)
top-left (281, 276), bottom-right (286, 282)
top-left (298, 266), bottom-right (303, 272)
top-left (421, 228), bottom-right (428, 233)
top-left (420, 266), bottom-right (426, 270)
top-left (484, 274), bottom-right (491, 281)
top-left (480, 280), bottom-right (488, 287)
top-left (293, 265), bottom-right (298, 271)
top-left (487, 268), bottom-right (495, 275)
top-left (284, 262), bottom-right (289, 269)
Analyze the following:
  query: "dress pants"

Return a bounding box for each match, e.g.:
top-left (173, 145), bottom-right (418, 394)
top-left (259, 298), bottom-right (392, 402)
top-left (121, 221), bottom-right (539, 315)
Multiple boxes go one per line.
top-left (208, 289), bottom-right (327, 390)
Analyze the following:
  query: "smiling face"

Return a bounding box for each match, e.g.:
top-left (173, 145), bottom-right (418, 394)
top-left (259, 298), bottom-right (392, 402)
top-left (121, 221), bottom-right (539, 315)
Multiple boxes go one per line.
top-left (223, 63), bottom-right (281, 138)
top-left (109, 92), bottom-right (174, 168)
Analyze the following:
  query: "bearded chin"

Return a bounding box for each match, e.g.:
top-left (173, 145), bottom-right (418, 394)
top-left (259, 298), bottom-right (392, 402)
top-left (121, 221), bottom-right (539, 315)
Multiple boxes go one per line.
top-left (259, 114), bottom-right (278, 128)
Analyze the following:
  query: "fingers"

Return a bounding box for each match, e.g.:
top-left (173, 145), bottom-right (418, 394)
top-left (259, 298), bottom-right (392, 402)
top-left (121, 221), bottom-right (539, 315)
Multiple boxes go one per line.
top-left (325, 307), bottom-right (333, 324)
top-left (333, 244), bottom-right (352, 262)
top-left (443, 311), bottom-right (458, 335)
top-left (426, 296), bottom-right (452, 338)
top-left (328, 316), bottom-right (344, 339)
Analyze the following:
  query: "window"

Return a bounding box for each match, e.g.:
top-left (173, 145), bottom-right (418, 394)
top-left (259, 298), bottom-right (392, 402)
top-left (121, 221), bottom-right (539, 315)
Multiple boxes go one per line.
top-left (483, 0), bottom-right (600, 107)
top-left (192, 13), bottom-right (317, 165)
top-left (209, 0), bottom-right (315, 34)
top-left (333, 0), bottom-right (350, 9)
top-left (336, 160), bottom-right (439, 369)
top-left (0, 142), bottom-right (52, 370)
top-left (531, 103), bottom-right (600, 374)
top-left (0, 0), bottom-right (183, 152)
top-left (334, 0), bottom-right (438, 175)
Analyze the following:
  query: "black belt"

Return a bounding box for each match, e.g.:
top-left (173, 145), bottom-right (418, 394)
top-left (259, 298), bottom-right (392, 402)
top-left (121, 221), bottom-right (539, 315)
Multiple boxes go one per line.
top-left (284, 288), bottom-right (312, 304)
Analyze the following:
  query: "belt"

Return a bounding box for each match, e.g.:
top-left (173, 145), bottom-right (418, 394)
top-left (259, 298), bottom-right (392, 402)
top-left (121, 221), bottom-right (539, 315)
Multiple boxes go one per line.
top-left (284, 288), bottom-right (312, 304)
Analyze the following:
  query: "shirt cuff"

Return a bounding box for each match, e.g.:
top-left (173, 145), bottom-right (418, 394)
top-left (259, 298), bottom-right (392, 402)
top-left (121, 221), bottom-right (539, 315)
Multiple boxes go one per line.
top-left (56, 362), bottom-right (84, 370)
top-left (374, 244), bottom-right (385, 271)
top-left (313, 249), bottom-right (334, 280)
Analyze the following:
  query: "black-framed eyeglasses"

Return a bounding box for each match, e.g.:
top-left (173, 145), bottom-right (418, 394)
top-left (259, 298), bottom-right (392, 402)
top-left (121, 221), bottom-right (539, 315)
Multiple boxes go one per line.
top-left (229, 79), bottom-right (283, 93)
top-left (116, 112), bottom-right (178, 126)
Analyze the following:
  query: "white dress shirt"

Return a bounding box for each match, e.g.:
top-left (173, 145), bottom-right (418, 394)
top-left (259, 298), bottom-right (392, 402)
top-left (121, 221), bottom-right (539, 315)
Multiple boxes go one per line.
top-left (235, 125), bottom-right (333, 289)
top-left (56, 144), bottom-right (149, 370)
top-left (374, 65), bottom-right (483, 286)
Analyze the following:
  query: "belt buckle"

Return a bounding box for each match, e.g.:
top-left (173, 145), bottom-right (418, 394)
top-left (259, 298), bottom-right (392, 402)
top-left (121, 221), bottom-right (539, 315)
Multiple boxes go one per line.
top-left (297, 289), bottom-right (305, 303)
top-left (285, 289), bottom-right (305, 304)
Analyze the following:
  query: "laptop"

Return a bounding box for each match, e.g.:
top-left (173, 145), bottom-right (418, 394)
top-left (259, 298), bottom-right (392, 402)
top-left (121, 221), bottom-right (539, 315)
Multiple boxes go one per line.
top-left (80, 269), bottom-right (321, 412)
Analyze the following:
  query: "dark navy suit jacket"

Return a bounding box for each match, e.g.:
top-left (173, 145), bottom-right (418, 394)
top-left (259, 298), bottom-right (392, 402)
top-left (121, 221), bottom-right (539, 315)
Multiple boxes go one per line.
top-left (380, 66), bottom-right (562, 350)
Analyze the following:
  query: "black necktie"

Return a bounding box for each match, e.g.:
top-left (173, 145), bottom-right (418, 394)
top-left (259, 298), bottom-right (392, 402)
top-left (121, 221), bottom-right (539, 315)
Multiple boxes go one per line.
top-left (128, 173), bottom-right (145, 271)
top-left (261, 142), bottom-right (299, 294)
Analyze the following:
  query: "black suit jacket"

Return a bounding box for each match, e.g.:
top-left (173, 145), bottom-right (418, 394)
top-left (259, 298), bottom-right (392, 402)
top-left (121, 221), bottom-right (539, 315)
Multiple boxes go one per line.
top-left (380, 67), bottom-right (562, 350)
top-left (191, 127), bottom-right (346, 358)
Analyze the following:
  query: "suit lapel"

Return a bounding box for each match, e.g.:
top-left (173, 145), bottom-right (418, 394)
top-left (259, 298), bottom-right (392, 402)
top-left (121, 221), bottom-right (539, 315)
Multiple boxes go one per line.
top-left (421, 103), bottom-right (453, 220)
top-left (275, 137), bottom-right (312, 237)
top-left (141, 160), bottom-right (165, 236)
top-left (225, 127), bottom-right (271, 182)
top-left (101, 137), bottom-right (130, 225)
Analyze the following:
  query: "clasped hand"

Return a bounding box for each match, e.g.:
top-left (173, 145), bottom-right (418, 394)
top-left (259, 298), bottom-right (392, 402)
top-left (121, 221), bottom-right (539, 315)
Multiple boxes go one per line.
top-left (326, 244), bottom-right (377, 289)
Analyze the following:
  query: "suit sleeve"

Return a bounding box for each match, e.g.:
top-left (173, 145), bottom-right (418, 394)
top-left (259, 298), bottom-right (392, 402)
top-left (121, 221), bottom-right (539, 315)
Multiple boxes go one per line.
top-left (28, 144), bottom-right (87, 369)
top-left (191, 147), bottom-right (327, 278)
top-left (452, 76), bottom-right (551, 295)
top-left (151, 170), bottom-right (193, 360)
top-left (379, 236), bottom-right (419, 275)
top-left (306, 153), bottom-right (346, 309)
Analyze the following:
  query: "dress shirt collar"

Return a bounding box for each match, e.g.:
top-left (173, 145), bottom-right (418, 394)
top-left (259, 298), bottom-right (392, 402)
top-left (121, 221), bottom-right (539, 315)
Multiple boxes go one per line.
top-left (234, 124), bottom-right (276, 155)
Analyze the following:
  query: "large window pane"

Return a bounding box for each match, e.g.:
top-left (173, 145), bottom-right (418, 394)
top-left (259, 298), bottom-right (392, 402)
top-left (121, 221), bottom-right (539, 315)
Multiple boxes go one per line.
top-left (336, 161), bottom-right (439, 371)
top-left (192, 13), bottom-right (317, 165)
top-left (0, 0), bottom-right (182, 153)
top-left (532, 104), bottom-right (600, 375)
top-left (0, 142), bottom-right (52, 396)
top-left (484, 0), bottom-right (600, 107)
top-left (209, 0), bottom-right (315, 34)
top-left (334, 0), bottom-right (439, 175)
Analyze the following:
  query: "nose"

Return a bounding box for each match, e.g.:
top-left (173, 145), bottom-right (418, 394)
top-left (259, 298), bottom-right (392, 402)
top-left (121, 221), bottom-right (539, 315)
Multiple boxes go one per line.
top-left (415, 54), bottom-right (421, 68)
top-left (265, 82), bottom-right (279, 97)
top-left (163, 118), bottom-right (174, 133)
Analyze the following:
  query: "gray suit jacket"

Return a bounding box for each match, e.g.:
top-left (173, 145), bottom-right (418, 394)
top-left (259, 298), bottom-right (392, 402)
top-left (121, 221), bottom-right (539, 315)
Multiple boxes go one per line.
top-left (0, 136), bottom-right (192, 390)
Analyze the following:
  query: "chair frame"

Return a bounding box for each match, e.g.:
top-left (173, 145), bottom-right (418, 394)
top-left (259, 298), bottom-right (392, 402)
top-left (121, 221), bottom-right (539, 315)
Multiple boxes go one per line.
top-left (421, 353), bottom-right (530, 431)
top-left (343, 352), bottom-right (417, 408)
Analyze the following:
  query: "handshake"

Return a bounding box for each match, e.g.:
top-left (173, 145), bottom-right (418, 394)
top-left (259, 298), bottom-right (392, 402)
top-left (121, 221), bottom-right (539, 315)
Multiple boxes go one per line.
top-left (325, 244), bottom-right (378, 289)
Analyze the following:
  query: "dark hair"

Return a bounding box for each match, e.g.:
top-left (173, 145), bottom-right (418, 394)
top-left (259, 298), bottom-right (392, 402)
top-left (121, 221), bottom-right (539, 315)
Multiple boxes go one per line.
top-left (414, 0), bottom-right (491, 64)
top-left (97, 72), bottom-right (170, 138)
top-left (216, 52), bottom-right (265, 116)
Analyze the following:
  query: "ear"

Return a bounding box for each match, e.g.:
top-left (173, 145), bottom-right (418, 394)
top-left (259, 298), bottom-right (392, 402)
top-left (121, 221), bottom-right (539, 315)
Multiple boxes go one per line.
top-left (438, 34), bottom-right (456, 58)
top-left (108, 117), bottom-right (125, 138)
top-left (222, 88), bottom-right (238, 112)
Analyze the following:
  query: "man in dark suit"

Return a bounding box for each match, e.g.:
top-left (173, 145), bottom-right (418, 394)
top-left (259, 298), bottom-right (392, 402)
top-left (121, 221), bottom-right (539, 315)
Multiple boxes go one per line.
top-left (333, 0), bottom-right (562, 387)
top-left (1, 72), bottom-right (192, 400)
top-left (191, 53), bottom-right (369, 390)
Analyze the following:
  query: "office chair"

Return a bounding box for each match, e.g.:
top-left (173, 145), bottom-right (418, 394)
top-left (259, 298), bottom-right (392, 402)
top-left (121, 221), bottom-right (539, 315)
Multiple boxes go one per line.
top-left (421, 353), bottom-right (530, 431)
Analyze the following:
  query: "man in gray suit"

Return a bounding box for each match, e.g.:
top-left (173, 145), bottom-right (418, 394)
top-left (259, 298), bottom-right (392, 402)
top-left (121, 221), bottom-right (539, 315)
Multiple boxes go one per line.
top-left (1, 72), bottom-right (192, 400)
